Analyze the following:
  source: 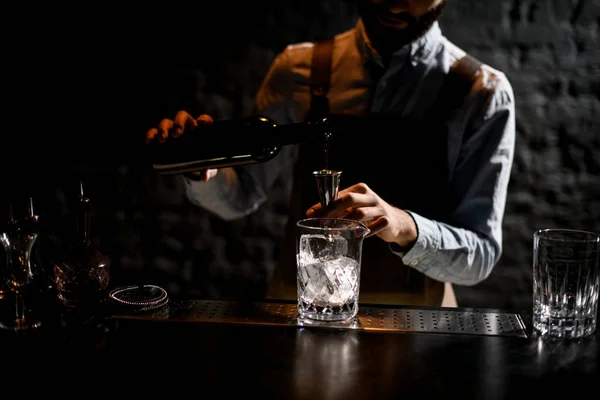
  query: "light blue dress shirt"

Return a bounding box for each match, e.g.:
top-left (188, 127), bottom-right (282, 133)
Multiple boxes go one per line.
top-left (183, 20), bottom-right (516, 288)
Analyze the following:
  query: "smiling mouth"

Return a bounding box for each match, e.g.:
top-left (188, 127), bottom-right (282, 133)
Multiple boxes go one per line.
top-left (386, 7), bottom-right (408, 15)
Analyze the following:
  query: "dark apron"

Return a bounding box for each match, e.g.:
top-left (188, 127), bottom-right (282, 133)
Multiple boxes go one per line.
top-left (266, 44), bottom-right (482, 306)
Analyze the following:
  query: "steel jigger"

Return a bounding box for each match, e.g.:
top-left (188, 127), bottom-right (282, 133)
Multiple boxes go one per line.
top-left (313, 169), bottom-right (342, 208)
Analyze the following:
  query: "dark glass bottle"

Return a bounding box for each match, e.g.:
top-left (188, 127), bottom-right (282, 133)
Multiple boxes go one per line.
top-left (148, 115), bottom-right (331, 175)
top-left (53, 182), bottom-right (110, 309)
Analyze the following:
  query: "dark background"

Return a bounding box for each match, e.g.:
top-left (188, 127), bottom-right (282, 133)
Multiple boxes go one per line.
top-left (2, 0), bottom-right (599, 312)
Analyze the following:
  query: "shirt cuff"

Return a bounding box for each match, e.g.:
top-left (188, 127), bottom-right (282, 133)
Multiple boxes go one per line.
top-left (183, 171), bottom-right (266, 220)
top-left (389, 210), bottom-right (440, 272)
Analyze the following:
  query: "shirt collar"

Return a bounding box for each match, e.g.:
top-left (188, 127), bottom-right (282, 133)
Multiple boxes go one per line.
top-left (355, 19), bottom-right (442, 68)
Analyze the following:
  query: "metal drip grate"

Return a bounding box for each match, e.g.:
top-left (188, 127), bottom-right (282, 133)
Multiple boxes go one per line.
top-left (358, 307), bottom-right (526, 336)
top-left (122, 300), bottom-right (527, 338)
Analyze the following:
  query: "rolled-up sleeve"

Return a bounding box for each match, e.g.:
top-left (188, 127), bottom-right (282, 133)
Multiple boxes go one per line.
top-left (183, 144), bottom-right (298, 220)
top-left (393, 74), bottom-right (516, 286)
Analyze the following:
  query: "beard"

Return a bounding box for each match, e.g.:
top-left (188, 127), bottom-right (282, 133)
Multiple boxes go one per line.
top-left (357, 0), bottom-right (447, 56)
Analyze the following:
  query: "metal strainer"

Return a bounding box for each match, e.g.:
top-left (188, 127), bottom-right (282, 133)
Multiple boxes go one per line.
top-left (108, 284), bottom-right (169, 312)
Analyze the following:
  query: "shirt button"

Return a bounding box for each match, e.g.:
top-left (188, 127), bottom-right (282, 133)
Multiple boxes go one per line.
top-left (409, 259), bottom-right (419, 266)
top-left (380, 80), bottom-right (387, 88)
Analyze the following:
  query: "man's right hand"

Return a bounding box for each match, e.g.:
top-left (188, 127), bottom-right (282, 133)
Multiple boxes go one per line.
top-left (145, 110), bottom-right (218, 182)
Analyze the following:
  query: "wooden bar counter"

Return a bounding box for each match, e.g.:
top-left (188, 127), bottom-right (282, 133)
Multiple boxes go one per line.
top-left (1, 298), bottom-right (598, 398)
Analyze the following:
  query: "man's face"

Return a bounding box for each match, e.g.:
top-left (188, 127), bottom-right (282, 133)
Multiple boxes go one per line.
top-left (358, 0), bottom-right (447, 54)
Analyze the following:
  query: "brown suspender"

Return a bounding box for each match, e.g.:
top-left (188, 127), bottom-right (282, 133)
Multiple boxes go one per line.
top-left (306, 38), bottom-right (334, 122)
top-left (434, 53), bottom-right (484, 120)
top-left (310, 38), bottom-right (334, 97)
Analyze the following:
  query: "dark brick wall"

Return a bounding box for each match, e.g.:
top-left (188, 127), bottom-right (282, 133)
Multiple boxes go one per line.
top-left (3, 1), bottom-right (599, 312)
top-left (440, 0), bottom-right (600, 311)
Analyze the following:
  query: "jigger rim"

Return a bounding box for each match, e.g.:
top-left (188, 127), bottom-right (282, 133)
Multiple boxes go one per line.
top-left (313, 169), bottom-right (342, 177)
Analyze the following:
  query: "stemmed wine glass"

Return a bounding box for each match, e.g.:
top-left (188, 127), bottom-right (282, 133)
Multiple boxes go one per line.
top-left (0, 204), bottom-right (42, 331)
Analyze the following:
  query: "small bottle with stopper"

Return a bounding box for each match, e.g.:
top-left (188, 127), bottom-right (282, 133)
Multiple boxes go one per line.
top-left (53, 181), bottom-right (110, 309)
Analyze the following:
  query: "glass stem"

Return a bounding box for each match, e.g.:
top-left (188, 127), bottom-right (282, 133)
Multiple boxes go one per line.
top-left (15, 292), bottom-right (25, 328)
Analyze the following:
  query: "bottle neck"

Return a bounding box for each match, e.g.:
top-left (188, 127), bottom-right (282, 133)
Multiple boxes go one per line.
top-left (76, 197), bottom-right (91, 243)
top-left (274, 118), bottom-right (332, 146)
